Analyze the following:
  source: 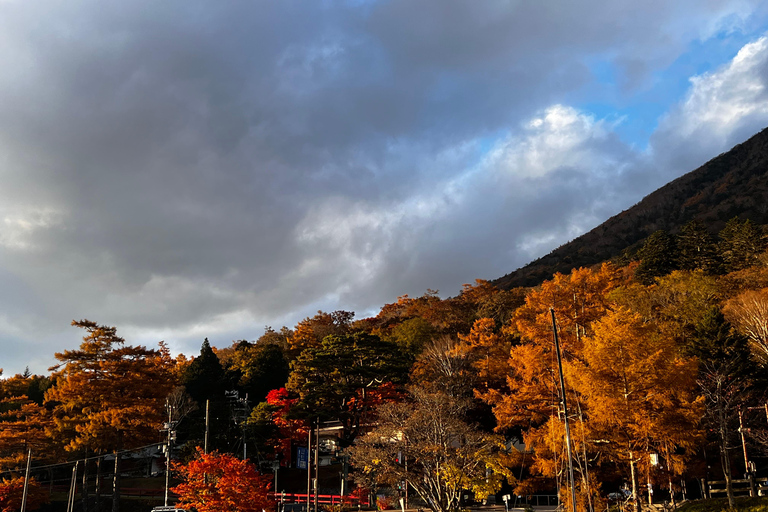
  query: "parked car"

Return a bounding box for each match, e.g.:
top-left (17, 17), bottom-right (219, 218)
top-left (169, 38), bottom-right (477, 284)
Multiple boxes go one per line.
top-left (607, 490), bottom-right (632, 502)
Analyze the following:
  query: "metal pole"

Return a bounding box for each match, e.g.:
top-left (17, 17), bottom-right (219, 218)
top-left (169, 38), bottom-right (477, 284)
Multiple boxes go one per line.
top-left (244, 393), bottom-right (249, 460)
top-left (314, 420), bottom-right (319, 512)
top-left (204, 399), bottom-right (210, 455)
top-left (20, 450), bottom-right (31, 512)
top-left (165, 399), bottom-right (172, 507)
top-left (307, 423), bottom-right (312, 512)
top-left (551, 308), bottom-right (578, 512)
top-left (67, 462), bottom-right (79, 512)
top-left (81, 449), bottom-right (88, 512)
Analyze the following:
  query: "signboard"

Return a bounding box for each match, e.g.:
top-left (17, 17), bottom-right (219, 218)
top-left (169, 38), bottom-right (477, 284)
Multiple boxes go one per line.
top-left (297, 446), bottom-right (308, 470)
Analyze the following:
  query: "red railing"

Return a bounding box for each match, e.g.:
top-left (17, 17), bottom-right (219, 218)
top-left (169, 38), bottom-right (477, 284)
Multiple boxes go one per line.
top-left (270, 493), bottom-right (369, 507)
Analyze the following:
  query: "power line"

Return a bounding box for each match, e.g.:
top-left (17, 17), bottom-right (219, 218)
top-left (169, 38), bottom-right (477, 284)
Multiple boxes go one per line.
top-left (0, 441), bottom-right (166, 477)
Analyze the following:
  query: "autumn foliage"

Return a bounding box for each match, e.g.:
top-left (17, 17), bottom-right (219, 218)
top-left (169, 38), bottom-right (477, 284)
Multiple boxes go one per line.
top-left (0, 477), bottom-right (48, 512)
top-left (45, 321), bottom-right (176, 453)
top-left (172, 448), bottom-right (273, 512)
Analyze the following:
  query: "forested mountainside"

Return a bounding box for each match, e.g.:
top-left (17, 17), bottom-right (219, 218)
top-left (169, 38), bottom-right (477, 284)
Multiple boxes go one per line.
top-left (494, 127), bottom-right (768, 289)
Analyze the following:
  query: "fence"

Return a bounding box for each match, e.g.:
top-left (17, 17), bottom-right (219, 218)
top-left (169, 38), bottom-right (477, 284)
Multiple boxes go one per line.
top-left (512, 495), bottom-right (559, 508)
top-left (271, 492), bottom-right (370, 507)
top-left (707, 478), bottom-right (768, 498)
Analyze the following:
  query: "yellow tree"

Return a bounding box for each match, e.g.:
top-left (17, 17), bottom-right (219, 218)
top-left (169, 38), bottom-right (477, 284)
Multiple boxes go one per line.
top-left (45, 320), bottom-right (176, 512)
top-left (569, 308), bottom-right (703, 512)
top-left (350, 389), bottom-right (516, 512)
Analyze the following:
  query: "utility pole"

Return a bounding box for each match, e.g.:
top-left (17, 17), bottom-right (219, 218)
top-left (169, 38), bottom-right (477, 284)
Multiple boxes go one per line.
top-left (244, 393), bottom-right (249, 460)
top-left (307, 422), bottom-right (312, 512)
top-left (314, 419), bottom-right (319, 512)
top-left (551, 308), bottom-right (577, 512)
top-left (81, 448), bottom-right (88, 512)
top-left (67, 462), bottom-right (79, 512)
top-left (20, 450), bottom-right (31, 512)
top-left (164, 399), bottom-right (175, 507)
top-left (204, 400), bottom-right (210, 454)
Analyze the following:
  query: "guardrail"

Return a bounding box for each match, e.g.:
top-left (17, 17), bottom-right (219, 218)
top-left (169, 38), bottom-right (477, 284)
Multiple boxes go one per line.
top-left (271, 493), bottom-right (370, 507)
top-left (707, 478), bottom-right (768, 498)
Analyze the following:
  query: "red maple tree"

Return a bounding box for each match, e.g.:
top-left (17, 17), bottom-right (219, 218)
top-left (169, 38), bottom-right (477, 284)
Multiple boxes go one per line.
top-left (0, 477), bottom-right (48, 512)
top-left (172, 448), bottom-right (273, 512)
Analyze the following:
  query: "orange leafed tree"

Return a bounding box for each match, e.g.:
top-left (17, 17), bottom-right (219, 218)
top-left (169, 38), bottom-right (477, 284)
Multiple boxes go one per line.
top-left (483, 264), bottom-right (625, 429)
top-left (45, 321), bottom-right (176, 453)
top-left (569, 307), bottom-right (703, 511)
top-left (172, 448), bottom-right (273, 512)
top-left (513, 263), bottom-right (625, 356)
top-left (45, 320), bottom-right (176, 512)
top-left (0, 397), bottom-right (54, 471)
top-left (0, 373), bottom-right (57, 471)
top-left (286, 310), bottom-right (354, 359)
top-left (0, 477), bottom-right (48, 512)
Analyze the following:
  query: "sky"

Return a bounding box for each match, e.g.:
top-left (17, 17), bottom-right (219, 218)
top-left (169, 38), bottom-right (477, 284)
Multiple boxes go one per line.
top-left (2, 0), bottom-right (768, 375)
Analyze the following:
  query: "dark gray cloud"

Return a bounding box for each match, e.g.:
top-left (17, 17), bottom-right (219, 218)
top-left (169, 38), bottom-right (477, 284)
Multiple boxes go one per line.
top-left (0, 0), bottom-right (766, 373)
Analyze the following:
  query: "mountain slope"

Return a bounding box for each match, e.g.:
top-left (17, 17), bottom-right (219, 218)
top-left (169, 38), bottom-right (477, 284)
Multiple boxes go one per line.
top-left (493, 127), bottom-right (768, 289)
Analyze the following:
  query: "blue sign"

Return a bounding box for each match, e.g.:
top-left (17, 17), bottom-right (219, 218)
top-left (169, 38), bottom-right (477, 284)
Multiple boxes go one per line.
top-left (297, 446), bottom-right (308, 469)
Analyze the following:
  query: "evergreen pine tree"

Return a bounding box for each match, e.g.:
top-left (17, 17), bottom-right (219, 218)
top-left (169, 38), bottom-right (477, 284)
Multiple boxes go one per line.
top-left (719, 217), bottom-right (766, 272)
top-left (635, 230), bottom-right (677, 284)
top-left (676, 220), bottom-right (720, 273)
top-left (182, 338), bottom-right (227, 403)
top-left (686, 308), bottom-right (760, 508)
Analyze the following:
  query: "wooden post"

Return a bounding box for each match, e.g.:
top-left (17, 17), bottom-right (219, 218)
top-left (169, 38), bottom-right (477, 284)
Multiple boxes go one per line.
top-left (739, 410), bottom-right (755, 496)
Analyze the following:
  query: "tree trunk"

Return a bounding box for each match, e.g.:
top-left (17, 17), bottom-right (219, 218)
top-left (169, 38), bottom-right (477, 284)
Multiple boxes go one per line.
top-left (668, 478), bottom-right (676, 510)
top-left (629, 451), bottom-right (641, 512)
top-left (95, 455), bottom-right (102, 512)
top-left (647, 478), bottom-right (653, 508)
top-left (718, 399), bottom-right (735, 508)
top-left (721, 445), bottom-right (735, 509)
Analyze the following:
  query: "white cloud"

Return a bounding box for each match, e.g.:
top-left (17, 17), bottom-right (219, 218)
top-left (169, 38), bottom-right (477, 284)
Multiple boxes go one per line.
top-left (0, 0), bottom-right (766, 375)
top-left (653, 35), bottom-right (768, 173)
top-left (0, 208), bottom-right (63, 250)
top-left (487, 105), bottom-right (616, 180)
